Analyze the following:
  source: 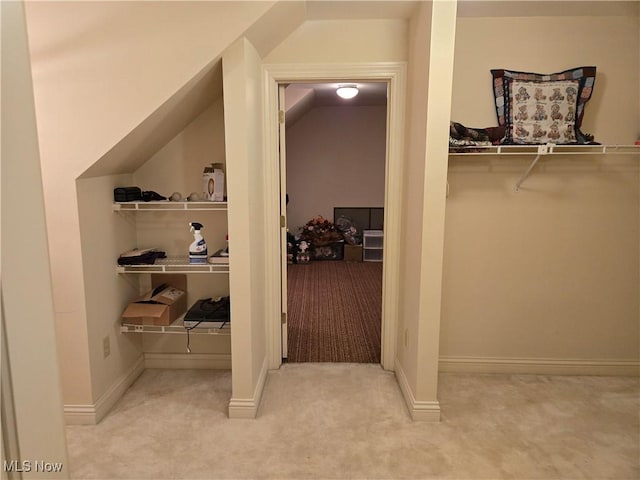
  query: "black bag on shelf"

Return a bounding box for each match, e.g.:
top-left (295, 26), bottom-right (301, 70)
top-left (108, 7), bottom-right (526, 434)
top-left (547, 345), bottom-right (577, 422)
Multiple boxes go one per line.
top-left (114, 186), bottom-right (142, 202)
top-left (185, 297), bottom-right (230, 323)
top-left (117, 248), bottom-right (166, 265)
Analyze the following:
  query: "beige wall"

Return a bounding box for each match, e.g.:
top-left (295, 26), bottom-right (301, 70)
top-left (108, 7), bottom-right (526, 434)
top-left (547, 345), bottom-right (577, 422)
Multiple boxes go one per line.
top-left (24, 1), bottom-right (274, 408)
top-left (441, 12), bottom-right (640, 366)
top-left (76, 175), bottom-right (142, 401)
top-left (264, 20), bottom-right (407, 63)
top-left (134, 100), bottom-right (227, 198)
top-left (265, 18), bottom-right (408, 63)
top-left (285, 105), bottom-right (387, 231)
top-left (1, 0), bottom-right (69, 474)
top-left (443, 162), bottom-right (639, 360)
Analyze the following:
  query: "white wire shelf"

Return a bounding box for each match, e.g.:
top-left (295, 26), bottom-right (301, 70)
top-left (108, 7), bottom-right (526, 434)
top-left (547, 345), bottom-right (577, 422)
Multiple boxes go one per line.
top-left (448, 143), bottom-right (639, 191)
top-left (113, 201), bottom-right (227, 211)
top-left (449, 144), bottom-right (640, 156)
top-left (120, 315), bottom-right (231, 335)
top-left (117, 256), bottom-right (229, 274)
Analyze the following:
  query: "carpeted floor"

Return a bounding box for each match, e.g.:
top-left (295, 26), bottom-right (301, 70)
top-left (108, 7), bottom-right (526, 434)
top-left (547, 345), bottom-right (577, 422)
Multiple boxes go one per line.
top-left (287, 261), bottom-right (382, 363)
top-left (65, 365), bottom-right (640, 479)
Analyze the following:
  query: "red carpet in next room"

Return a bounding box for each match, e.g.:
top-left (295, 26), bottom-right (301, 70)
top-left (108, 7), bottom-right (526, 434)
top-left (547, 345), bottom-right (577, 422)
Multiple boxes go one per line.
top-left (287, 261), bottom-right (382, 363)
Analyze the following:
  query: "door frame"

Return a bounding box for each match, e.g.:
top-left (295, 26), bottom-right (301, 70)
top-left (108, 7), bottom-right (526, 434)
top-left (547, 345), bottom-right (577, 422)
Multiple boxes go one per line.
top-left (262, 62), bottom-right (407, 371)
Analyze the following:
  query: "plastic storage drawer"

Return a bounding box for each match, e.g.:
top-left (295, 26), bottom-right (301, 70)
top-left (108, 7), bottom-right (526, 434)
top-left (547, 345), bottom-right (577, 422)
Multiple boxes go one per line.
top-left (363, 230), bottom-right (384, 249)
top-left (363, 248), bottom-right (383, 262)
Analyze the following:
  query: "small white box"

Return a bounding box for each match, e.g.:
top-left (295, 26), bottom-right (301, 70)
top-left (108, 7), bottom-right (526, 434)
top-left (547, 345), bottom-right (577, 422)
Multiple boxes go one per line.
top-left (203, 164), bottom-right (225, 202)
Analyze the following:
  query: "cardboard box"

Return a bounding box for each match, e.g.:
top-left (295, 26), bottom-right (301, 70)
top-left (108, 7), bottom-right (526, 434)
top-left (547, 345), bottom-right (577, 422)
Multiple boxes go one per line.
top-left (121, 274), bottom-right (187, 326)
top-left (344, 244), bottom-right (363, 262)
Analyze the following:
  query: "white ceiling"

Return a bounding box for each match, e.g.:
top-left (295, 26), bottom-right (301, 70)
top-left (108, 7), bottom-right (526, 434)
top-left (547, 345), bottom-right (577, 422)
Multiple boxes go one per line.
top-left (288, 82), bottom-right (387, 105)
top-left (285, 82), bottom-right (387, 126)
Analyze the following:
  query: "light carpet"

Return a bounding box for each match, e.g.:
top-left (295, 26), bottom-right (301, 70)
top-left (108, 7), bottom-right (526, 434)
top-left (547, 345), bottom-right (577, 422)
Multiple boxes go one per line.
top-left (66, 364), bottom-right (640, 479)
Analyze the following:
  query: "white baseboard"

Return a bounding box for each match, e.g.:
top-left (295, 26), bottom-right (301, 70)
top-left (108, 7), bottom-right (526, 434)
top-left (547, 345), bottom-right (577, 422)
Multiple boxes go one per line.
top-left (438, 356), bottom-right (640, 376)
top-left (228, 355), bottom-right (268, 419)
top-left (394, 361), bottom-right (441, 422)
top-left (64, 353), bottom-right (231, 425)
top-left (144, 353), bottom-right (231, 370)
top-left (64, 355), bottom-right (145, 425)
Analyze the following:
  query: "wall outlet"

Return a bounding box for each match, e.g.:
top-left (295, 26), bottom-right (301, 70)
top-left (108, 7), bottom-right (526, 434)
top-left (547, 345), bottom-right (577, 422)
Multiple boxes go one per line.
top-left (103, 336), bottom-right (110, 358)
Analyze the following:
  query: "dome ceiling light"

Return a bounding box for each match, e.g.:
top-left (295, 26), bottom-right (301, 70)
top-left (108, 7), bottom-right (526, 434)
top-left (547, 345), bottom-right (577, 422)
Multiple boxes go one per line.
top-left (336, 85), bottom-right (359, 99)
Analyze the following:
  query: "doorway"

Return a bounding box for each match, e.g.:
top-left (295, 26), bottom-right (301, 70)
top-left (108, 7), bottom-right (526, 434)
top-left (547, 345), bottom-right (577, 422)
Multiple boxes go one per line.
top-left (263, 62), bottom-right (407, 371)
top-left (283, 82), bottom-right (387, 363)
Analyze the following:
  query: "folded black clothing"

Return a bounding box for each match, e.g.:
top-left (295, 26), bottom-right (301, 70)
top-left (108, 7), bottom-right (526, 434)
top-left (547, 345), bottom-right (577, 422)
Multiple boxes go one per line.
top-left (117, 249), bottom-right (166, 265)
top-left (141, 190), bottom-right (167, 201)
top-left (450, 121), bottom-right (506, 145)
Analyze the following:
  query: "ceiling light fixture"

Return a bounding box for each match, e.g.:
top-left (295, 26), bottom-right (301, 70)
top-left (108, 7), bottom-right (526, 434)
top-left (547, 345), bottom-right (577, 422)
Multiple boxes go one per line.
top-left (336, 85), bottom-right (359, 99)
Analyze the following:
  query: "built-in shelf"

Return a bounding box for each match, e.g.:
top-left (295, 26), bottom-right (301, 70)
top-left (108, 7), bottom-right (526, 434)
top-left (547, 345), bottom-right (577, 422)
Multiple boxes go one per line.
top-left (117, 256), bottom-right (229, 274)
top-left (120, 315), bottom-right (230, 335)
top-left (448, 144), bottom-right (640, 191)
top-left (113, 201), bottom-right (227, 211)
top-left (449, 144), bottom-right (640, 156)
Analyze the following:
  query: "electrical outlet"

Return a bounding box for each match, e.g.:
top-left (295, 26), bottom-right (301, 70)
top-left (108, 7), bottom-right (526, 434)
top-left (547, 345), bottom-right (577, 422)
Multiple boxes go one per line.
top-left (103, 336), bottom-right (110, 358)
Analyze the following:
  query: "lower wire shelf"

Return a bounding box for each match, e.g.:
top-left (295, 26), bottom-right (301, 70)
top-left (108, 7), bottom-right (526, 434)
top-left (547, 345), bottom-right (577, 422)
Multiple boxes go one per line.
top-left (120, 315), bottom-right (231, 335)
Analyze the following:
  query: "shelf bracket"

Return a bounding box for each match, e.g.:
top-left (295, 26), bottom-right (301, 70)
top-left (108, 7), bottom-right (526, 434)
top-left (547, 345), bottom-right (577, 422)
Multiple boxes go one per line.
top-left (514, 143), bottom-right (553, 192)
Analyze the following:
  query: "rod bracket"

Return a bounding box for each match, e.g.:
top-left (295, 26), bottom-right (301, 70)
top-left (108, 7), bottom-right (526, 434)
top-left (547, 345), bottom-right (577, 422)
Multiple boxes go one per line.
top-left (514, 143), bottom-right (555, 192)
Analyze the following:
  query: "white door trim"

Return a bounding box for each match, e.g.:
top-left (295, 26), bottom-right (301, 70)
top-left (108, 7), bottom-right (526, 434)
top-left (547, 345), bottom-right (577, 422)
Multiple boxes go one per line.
top-left (262, 62), bottom-right (407, 371)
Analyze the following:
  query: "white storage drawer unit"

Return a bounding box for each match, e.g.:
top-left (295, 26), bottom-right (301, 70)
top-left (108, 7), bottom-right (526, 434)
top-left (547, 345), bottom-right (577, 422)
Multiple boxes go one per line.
top-left (363, 230), bottom-right (383, 262)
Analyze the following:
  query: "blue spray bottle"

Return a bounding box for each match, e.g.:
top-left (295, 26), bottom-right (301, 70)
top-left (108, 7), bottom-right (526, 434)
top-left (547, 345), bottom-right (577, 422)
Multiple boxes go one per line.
top-left (189, 222), bottom-right (207, 264)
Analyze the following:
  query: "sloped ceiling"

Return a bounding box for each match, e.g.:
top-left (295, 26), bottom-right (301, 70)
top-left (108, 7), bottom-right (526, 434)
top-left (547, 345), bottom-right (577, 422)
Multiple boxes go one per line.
top-left (80, 59), bottom-right (223, 178)
top-left (77, 0), bottom-right (418, 178)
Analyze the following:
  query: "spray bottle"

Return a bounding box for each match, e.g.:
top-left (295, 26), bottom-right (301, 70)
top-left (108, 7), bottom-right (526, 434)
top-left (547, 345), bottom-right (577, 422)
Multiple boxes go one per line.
top-left (188, 222), bottom-right (207, 264)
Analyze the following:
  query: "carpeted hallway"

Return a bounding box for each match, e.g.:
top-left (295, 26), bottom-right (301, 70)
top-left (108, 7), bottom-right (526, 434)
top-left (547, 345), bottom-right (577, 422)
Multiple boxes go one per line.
top-left (65, 365), bottom-right (640, 479)
top-left (287, 261), bottom-right (382, 363)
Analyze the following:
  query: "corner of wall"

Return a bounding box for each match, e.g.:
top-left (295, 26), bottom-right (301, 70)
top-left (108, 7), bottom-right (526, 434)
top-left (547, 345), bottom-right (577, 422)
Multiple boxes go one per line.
top-left (394, 359), bottom-right (441, 422)
top-left (223, 36), bottom-right (269, 417)
top-left (64, 355), bottom-right (144, 425)
top-left (228, 356), bottom-right (268, 419)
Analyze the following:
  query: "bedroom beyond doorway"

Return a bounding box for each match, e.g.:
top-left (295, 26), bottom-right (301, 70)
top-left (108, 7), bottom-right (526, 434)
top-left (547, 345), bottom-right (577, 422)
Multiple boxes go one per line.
top-left (282, 81), bottom-right (388, 363)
